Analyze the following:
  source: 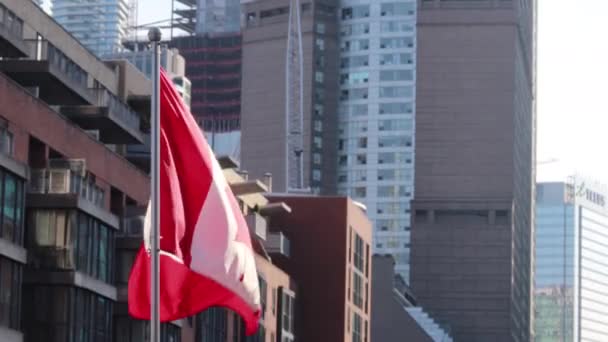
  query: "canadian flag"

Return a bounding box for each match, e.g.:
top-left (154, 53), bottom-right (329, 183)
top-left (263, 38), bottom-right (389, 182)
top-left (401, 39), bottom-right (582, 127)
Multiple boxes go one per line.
top-left (128, 70), bottom-right (261, 334)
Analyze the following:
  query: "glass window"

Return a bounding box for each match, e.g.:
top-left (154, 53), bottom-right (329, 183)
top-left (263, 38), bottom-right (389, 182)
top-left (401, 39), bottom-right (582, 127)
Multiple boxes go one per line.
top-left (28, 210), bottom-right (113, 283)
top-left (379, 102), bottom-right (413, 114)
top-left (380, 53), bottom-right (414, 65)
top-left (353, 312), bottom-right (362, 342)
top-left (380, 37), bottom-right (414, 49)
top-left (381, 2), bottom-right (415, 16)
top-left (379, 70), bottom-right (414, 82)
top-left (381, 21), bottom-right (415, 33)
top-left (353, 272), bottom-right (363, 308)
top-left (313, 169), bottom-right (322, 181)
top-left (0, 171), bottom-right (24, 245)
top-left (341, 5), bottom-right (369, 20)
top-left (378, 136), bottom-right (411, 148)
top-left (0, 257), bottom-right (21, 330)
top-left (379, 86), bottom-right (414, 98)
top-left (354, 234), bottom-right (364, 271)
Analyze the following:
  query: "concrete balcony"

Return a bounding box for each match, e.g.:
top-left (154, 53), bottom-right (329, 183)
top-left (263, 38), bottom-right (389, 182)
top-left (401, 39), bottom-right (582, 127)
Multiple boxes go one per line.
top-left (0, 40), bottom-right (95, 105)
top-left (27, 167), bottom-right (119, 228)
top-left (59, 89), bottom-right (144, 144)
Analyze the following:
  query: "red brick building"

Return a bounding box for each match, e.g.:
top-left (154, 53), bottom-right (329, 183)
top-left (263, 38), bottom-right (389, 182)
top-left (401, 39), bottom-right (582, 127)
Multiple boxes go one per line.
top-left (268, 195), bottom-right (373, 342)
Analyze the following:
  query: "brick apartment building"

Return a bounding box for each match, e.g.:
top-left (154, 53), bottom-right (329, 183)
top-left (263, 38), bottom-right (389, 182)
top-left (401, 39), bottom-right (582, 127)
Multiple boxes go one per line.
top-left (268, 195), bottom-right (372, 342)
top-left (0, 1), bottom-right (300, 341)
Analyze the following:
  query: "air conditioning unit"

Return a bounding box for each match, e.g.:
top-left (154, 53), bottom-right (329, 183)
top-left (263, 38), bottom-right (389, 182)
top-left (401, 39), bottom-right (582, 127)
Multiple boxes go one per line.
top-left (265, 232), bottom-right (290, 257)
top-left (49, 158), bottom-right (86, 176)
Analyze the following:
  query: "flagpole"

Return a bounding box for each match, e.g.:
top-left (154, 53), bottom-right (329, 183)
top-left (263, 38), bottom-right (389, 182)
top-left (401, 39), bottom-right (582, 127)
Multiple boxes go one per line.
top-left (148, 27), bottom-right (162, 342)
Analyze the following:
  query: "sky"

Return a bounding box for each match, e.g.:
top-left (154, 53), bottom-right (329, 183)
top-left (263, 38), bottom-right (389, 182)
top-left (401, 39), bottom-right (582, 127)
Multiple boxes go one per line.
top-left (137, 0), bottom-right (608, 184)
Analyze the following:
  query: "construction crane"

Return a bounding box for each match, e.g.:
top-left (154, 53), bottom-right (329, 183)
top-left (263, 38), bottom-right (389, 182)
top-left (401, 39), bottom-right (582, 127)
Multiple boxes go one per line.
top-left (285, 0), bottom-right (304, 191)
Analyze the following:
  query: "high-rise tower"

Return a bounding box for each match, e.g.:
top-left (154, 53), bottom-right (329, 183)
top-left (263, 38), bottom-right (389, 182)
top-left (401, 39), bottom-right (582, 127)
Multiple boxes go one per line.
top-left (410, 0), bottom-right (536, 340)
top-left (51, 0), bottom-right (131, 57)
top-left (336, 0), bottom-right (417, 280)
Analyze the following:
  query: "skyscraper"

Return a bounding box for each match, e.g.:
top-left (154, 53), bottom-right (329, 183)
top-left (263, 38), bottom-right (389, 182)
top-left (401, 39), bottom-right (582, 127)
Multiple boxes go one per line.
top-left (240, 0), bottom-right (340, 194)
top-left (51, 0), bottom-right (132, 57)
top-left (410, 0), bottom-right (536, 341)
top-left (336, 0), bottom-right (417, 281)
top-left (535, 178), bottom-right (608, 341)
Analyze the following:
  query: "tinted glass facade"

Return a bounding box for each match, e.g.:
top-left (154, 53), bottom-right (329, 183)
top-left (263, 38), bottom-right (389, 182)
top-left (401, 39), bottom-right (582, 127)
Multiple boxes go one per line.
top-left (22, 286), bottom-right (113, 342)
top-left (0, 256), bottom-right (22, 331)
top-left (0, 168), bottom-right (25, 245)
top-left (51, 0), bottom-right (129, 57)
top-left (27, 210), bottom-right (115, 284)
top-left (535, 180), bottom-right (608, 341)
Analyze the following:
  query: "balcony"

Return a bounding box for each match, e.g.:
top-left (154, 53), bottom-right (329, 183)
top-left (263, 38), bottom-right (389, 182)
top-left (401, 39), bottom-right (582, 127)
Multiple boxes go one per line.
top-left (0, 6), bottom-right (28, 58)
top-left (0, 40), bottom-right (95, 105)
top-left (27, 167), bottom-right (119, 228)
top-left (59, 89), bottom-right (144, 144)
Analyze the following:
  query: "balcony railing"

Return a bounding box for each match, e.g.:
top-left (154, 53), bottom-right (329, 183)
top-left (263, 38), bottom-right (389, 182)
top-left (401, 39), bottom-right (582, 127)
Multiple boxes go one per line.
top-left (24, 39), bottom-right (89, 90)
top-left (29, 168), bottom-right (105, 208)
top-left (94, 88), bottom-right (141, 130)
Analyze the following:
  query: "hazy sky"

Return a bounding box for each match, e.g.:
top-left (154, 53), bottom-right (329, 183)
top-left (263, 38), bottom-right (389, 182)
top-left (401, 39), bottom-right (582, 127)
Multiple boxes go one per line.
top-left (138, 0), bottom-right (608, 184)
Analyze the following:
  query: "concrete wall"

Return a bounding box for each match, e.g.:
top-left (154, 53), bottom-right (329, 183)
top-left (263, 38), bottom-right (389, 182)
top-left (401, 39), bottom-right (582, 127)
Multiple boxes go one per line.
top-left (411, 2), bottom-right (534, 341)
top-left (371, 255), bottom-right (432, 342)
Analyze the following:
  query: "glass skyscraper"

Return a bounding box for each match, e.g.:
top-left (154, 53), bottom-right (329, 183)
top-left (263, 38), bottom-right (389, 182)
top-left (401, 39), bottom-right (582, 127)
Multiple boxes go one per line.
top-left (51, 0), bottom-right (130, 57)
top-left (337, 0), bottom-right (416, 281)
top-left (536, 177), bottom-right (608, 341)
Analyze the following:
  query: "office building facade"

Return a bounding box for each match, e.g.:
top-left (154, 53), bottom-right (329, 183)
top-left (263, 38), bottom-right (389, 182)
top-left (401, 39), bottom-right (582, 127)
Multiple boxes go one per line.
top-left (51, 0), bottom-right (131, 57)
top-left (410, 0), bottom-right (536, 341)
top-left (112, 44), bottom-right (192, 108)
top-left (535, 178), bottom-right (608, 341)
top-left (268, 195), bottom-right (372, 342)
top-left (240, 0), bottom-right (340, 194)
top-left (170, 34), bottom-right (243, 161)
top-left (336, 0), bottom-right (417, 281)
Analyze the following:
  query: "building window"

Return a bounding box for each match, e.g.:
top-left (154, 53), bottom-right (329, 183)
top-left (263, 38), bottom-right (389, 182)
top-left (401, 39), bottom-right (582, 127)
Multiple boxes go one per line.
top-left (0, 170), bottom-right (24, 245)
top-left (380, 37), bottom-right (414, 49)
top-left (354, 234), bottom-right (364, 271)
top-left (380, 2), bottom-right (415, 16)
top-left (379, 86), bottom-right (413, 98)
top-left (259, 276), bottom-right (267, 320)
top-left (353, 272), bottom-right (363, 308)
top-left (0, 256), bottom-right (21, 330)
top-left (315, 71), bottom-right (324, 83)
top-left (353, 312), bottom-right (362, 342)
top-left (313, 169), bottom-right (322, 181)
top-left (314, 120), bottom-right (323, 132)
top-left (341, 5), bottom-right (369, 20)
top-left (23, 286), bottom-right (112, 342)
top-left (279, 288), bottom-right (295, 342)
top-left (197, 307), bottom-right (227, 342)
top-left (353, 187), bottom-right (366, 198)
top-left (379, 102), bottom-right (413, 114)
top-left (379, 70), bottom-right (414, 82)
top-left (356, 154), bottom-right (367, 165)
top-left (0, 125), bottom-right (13, 156)
top-left (313, 153), bottom-right (321, 165)
top-left (315, 23), bottom-right (326, 34)
top-left (27, 210), bottom-right (114, 284)
top-left (114, 319), bottom-right (180, 342)
top-left (313, 136), bottom-right (323, 149)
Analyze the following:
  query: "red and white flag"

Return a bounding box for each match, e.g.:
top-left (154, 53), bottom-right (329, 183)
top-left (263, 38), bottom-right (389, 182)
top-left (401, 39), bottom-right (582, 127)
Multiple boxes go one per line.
top-left (128, 70), bottom-right (261, 334)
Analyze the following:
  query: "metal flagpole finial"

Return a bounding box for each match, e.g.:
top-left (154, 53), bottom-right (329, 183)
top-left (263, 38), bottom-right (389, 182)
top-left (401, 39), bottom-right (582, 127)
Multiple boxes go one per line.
top-left (148, 27), bottom-right (162, 42)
